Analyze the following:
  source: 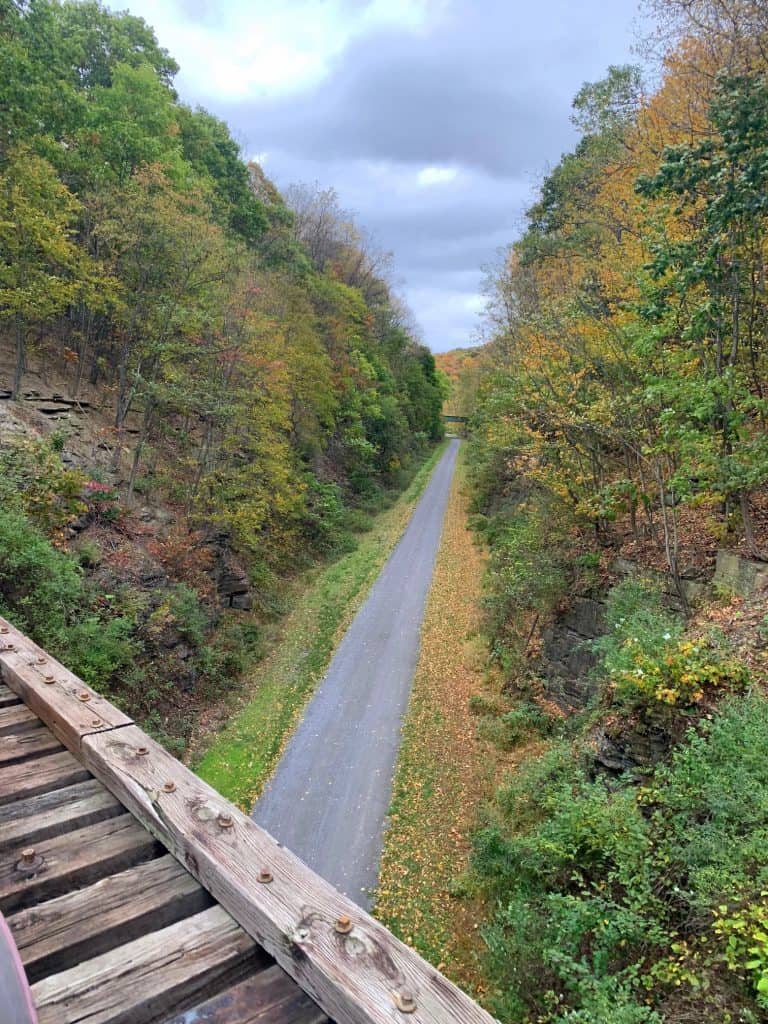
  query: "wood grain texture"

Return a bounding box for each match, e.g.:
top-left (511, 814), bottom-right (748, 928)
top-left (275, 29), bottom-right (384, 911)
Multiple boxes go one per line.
top-left (0, 749), bottom-right (89, 807)
top-left (0, 728), bottom-right (62, 767)
top-left (7, 853), bottom-right (211, 982)
top-left (0, 703), bottom-right (39, 736)
top-left (162, 964), bottom-right (329, 1024)
top-left (0, 683), bottom-right (20, 707)
top-left (0, 780), bottom-right (122, 852)
top-left (82, 727), bottom-right (499, 1024)
top-left (0, 813), bottom-right (159, 914)
top-left (31, 905), bottom-right (260, 1024)
top-left (0, 619), bottom-right (132, 753)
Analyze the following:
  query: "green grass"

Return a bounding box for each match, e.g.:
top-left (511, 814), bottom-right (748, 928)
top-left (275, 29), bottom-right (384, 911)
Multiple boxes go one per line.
top-left (194, 442), bottom-right (448, 809)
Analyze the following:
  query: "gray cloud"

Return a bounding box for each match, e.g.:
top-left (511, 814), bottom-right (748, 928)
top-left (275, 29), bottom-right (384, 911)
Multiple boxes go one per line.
top-left (187, 0), bottom-right (640, 349)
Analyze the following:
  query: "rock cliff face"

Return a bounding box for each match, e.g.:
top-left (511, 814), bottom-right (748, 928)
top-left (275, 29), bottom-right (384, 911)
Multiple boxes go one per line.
top-left (538, 597), bottom-right (605, 711)
top-left (537, 551), bottom-right (766, 719)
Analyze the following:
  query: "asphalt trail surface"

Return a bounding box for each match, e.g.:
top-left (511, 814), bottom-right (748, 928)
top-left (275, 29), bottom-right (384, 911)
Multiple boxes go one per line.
top-left (253, 438), bottom-right (460, 907)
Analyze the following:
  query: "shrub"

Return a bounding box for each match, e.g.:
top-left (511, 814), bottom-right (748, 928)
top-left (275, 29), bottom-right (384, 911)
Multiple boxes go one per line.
top-left (0, 438), bottom-right (86, 536)
top-left (593, 579), bottom-right (747, 710)
top-left (472, 694), bottom-right (768, 1021)
top-left (64, 616), bottom-right (137, 687)
top-left (0, 502), bottom-right (84, 649)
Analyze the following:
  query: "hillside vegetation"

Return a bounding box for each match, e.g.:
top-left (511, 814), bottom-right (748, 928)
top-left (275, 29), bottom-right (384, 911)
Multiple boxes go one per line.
top-left (0, 0), bottom-right (444, 750)
top-left (457, 2), bottom-right (768, 1021)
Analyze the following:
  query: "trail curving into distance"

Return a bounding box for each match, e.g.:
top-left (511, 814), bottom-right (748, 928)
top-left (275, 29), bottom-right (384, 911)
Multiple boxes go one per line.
top-left (253, 438), bottom-right (460, 908)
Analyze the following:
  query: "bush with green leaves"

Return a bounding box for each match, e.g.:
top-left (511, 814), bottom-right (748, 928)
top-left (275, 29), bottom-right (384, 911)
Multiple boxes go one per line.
top-left (592, 579), bottom-right (747, 710)
top-left (0, 437), bottom-right (86, 536)
top-left (472, 693), bottom-right (768, 1021)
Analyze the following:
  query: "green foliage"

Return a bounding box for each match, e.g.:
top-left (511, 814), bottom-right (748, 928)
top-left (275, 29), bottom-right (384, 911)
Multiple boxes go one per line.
top-left (471, 691), bottom-right (768, 1022)
top-left (0, 0), bottom-right (444, 588)
top-left (64, 615), bottom-right (136, 687)
top-left (0, 437), bottom-right (86, 535)
top-left (0, 501), bottom-right (84, 650)
top-left (593, 580), bottom-right (748, 710)
top-left (471, 474), bottom-right (573, 668)
top-left (715, 898), bottom-right (768, 1008)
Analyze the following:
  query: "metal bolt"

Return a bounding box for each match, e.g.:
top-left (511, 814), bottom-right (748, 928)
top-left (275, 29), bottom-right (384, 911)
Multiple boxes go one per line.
top-left (392, 989), bottom-right (417, 1014)
top-left (136, 746), bottom-right (149, 756)
top-left (217, 812), bottom-right (234, 829)
top-left (36, 657), bottom-right (46, 665)
top-left (0, 626), bottom-right (8, 634)
top-left (91, 719), bottom-right (102, 728)
top-left (334, 914), bottom-right (353, 934)
top-left (257, 868), bottom-right (273, 884)
top-left (77, 691), bottom-right (90, 702)
top-left (162, 781), bottom-right (176, 793)
top-left (43, 674), bottom-right (55, 685)
top-left (4, 643), bottom-right (15, 651)
top-left (16, 848), bottom-right (44, 876)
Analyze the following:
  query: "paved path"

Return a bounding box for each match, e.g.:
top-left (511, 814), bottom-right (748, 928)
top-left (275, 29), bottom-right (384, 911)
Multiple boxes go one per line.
top-left (253, 439), bottom-right (460, 907)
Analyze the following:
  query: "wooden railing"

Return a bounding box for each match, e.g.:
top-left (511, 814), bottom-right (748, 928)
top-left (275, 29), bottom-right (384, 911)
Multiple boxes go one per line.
top-left (0, 614), bottom-right (498, 1024)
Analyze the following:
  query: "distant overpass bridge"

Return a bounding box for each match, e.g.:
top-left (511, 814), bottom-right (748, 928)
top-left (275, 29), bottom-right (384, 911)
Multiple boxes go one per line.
top-left (442, 413), bottom-right (468, 434)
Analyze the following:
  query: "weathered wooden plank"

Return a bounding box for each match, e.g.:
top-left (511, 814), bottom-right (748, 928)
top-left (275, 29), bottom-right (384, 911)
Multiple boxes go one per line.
top-left (8, 853), bottom-right (211, 982)
top-left (0, 749), bottom-right (90, 807)
top-left (0, 683), bottom-right (20, 707)
top-left (82, 727), bottom-right (499, 1024)
top-left (0, 728), bottom-right (62, 767)
top-left (0, 704), bottom-right (39, 737)
top-left (163, 964), bottom-right (329, 1024)
top-left (0, 779), bottom-right (122, 852)
top-left (31, 905), bottom-right (261, 1024)
top-left (0, 616), bottom-right (132, 752)
top-left (0, 813), bottom-right (159, 914)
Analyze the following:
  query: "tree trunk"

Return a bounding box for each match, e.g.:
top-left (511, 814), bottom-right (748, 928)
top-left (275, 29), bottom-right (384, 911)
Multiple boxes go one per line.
top-left (12, 317), bottom-right (25, 400)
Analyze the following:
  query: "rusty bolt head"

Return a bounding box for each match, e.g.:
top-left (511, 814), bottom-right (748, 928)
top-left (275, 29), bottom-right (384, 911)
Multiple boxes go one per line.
top-left (36, 657), bottom-right (46, 665)
top-left (392, 989), bottom-right (417, 1014)
top-left (0, 626), bottom-right (8, 634)
top-left (217, 812), bottom-right (234, 829)
top-left (4, 643), bottom-right (15, 651)
top-left (77, 691), bottom-right (90, 702)
top-left (43, 674), bottom-right (55, 685)
top-left (257, 868), bottom-right (273, 884)
top-left (16, 848), bottom-right (44, 877)
top-left (334, 914), bottom-right (353, 935)
top-left (136, 746), bottom-right (149, 756)
top-left (162, 781), bottom-right (176, 793)
top-left (91, 719), bottom-right (102, 728)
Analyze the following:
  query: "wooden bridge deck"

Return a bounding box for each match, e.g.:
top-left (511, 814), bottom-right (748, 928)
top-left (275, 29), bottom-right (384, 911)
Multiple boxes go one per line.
top-left (0, 616), bottom-right (497, 1024)
top-left (0, 679), bottom-right (327, 1024)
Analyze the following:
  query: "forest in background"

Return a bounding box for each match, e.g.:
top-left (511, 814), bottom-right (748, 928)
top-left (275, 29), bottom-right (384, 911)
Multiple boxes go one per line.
top-left (0, 0), bottom-right (445, 749)
top-left (454, 1), bottom-right (768, 1021)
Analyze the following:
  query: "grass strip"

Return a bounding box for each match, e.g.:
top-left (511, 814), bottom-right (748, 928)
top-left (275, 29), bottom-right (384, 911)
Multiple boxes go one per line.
top-left (195, 442), bottom-right (448, 809)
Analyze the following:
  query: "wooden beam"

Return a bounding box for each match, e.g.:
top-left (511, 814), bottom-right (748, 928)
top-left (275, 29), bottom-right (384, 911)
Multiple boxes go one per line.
top-left (0, 750), bottom-right (89, 807)
top-left (82, 727), bottom-right (499, 1024)
top-left (0, 780), bottom-right (123, 853)
top-left (30, 905), bottom-right (262, 1024)
top-left (0, 617), bottom-right (132, 753)
top-left (0, 728), bottom-right (62, 768)
top-left (0, 683), bottom-right (20, 707)
top-left (7, 854), bottom-right (210, 982)
top-left (0, 704), bottom-right (38, 737)
top-left (0, 813), bottom-right (159, 914)
top-left (162, 964), bottom-right (329, 1024)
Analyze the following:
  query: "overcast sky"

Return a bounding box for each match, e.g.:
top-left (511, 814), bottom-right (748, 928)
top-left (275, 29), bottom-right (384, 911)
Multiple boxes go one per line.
top-left (107, 0), bottom-right (642, 352)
